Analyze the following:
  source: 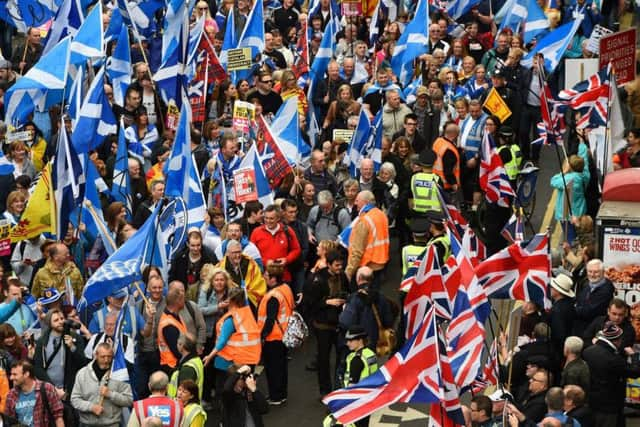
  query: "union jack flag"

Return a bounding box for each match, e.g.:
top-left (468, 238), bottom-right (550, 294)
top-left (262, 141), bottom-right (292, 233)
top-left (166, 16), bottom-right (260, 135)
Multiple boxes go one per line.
top-left (437, 187), bottom-right (468, 240)
top-left (471, 338), bottom-right (500, 394)
top-left (475, 233), bottom-right (551, 309)
top-left (479, 132), bottom-right (515, 208)
top-left (404, 245), bottom-right (452, 340)
top-left (429, 324), bottom-right (465, 427)
top-left (323, 307), bottom-right (446, 425)
top-left (461, 226), bottom-right (486, 267)
top-left (558, 64), bottom-right (611, 129)
top-left (445, 232), bottom-right (490, 388)
top-left (537, 62), bottom-right (567, 145)
top-left (255, 115), bottom-right (294, 188)
top-left (500, 213), bottom-right (525, 244)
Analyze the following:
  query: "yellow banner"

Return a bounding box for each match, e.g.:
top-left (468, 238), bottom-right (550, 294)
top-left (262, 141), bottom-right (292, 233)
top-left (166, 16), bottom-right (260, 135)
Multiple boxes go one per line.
top-left (483, 87), bottom-right (512, 123)
top-left (11, 163), bottom-right (55, 242)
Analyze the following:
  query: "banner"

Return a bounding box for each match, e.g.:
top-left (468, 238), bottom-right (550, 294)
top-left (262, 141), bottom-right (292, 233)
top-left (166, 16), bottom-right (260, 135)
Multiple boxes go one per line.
top-left (232, 101), bottom-right (256, 134)
top-left (0, 220), bottom-right (10, 256)
top-left (482, 88), bottom-right (512, 123)
top-left (165, 102), bottom-right (180, 131)
top-left (602, 226), bottom-right (640, 305)
top-left (227, 48), bottom-right (253, 70)
top-left (233, 168), bottom-right (258, 204)
top-left (11, 164), bottom-right (55, 242)
top-left (599, 28), bottom-right (637, 85)
top-left (332, 129), bottom-right (354, 144)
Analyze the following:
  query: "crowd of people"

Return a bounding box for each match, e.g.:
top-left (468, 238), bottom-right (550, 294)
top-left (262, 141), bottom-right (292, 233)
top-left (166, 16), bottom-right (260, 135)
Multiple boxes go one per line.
top-left (0, 0), bottom-right (637, 425)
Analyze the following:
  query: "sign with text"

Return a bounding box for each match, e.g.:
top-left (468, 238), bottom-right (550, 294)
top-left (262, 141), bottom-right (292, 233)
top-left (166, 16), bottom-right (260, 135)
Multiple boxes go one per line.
top-left (332, 129), bottom-right (354, 144)
top-left (599, 28), bottom-right (637, 86)
top-left (602, 226), bottom-right (640, 305)
top-left (227, 48), bottom-right (253, 71)
top-left (232, 101), bottom-right (256, 135)
top-left (342, 0), bottom-right (362, 16)
top-left (586, 24), bottom-right (613, 54)
top-left (0, 220), bottom-right (11, 256)
top-left (165, 102), bottom-right (180, 131)
top-left (233, 168), bottom-right (258, 204)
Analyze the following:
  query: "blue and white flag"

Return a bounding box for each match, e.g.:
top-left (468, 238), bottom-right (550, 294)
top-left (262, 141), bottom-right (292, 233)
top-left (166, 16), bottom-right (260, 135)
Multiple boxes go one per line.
top-left (0, 0), bottom-right (57, 32)
top-left (0, 147), bottom-right (15, 175)
top-left (346, 109), bottom-right (371, 177)
top-left (70, 1), bottom-right (104, 65)
top-left (365, 110), bottom-right (383, 172)
top-left (164, 104), bottom-right (207, 229)
top-left (499, 0), bottom-right (548, 44)
top-left (5, 37), bottom-right (71, 125)
top-left (42, 0), bottom-right (83, 55)
top-left (309, 17), bottom-right (335, 86)
top-left (112, 122), bottom-right (133, 220)
top-left (106, 26), bottom-right (131, 107)
top-left (237, 144), bottom-right (275, 209)
top-left (81, 205), bottom-right (160, 304)
top-left (67, 65), bottom-right (85, 129)
top-left (0, 0), bottom-right (28, 32)
top-left (270, 98), bottom-right (311, 166)
top-left (235, 0), bottom-right (264, 81)
top-left (104, 7), bottom-right (124, 43)
top-left (391, 0), bottom-right (429, 87)
top-left (521, 14), bottom-right (584, 73)
top-left (446, 0), bottom-right (483, 20)
top-left (219, 7), bottom-right (237, 69)
top-left (53, 126), bottom-right (86, 239)
top-left (126, 0), bottom-right (164, 39)
top-left (72, 65), bottom-right (118, 153)
top-left (110, 305), bottom-right (130, 382)
top-left (155, 0), bottom-right (189, 107)
top-left (77, 159), bottom-right (116, 253)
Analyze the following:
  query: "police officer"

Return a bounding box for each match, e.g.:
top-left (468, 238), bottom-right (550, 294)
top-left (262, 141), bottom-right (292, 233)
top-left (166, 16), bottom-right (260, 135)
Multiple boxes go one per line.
top-left (496, 126), bottom-right (523, 189)
top-left (323, 326), bottom-right (378, 427)
top-left (426, 213), bottom-right (451, 266)
top-left (409, 149), bottom-right (444, 218)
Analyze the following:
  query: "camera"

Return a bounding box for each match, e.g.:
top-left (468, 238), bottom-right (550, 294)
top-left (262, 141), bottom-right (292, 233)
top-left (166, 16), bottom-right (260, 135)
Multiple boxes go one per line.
top-left (63, 319), bottom-right (81, 335)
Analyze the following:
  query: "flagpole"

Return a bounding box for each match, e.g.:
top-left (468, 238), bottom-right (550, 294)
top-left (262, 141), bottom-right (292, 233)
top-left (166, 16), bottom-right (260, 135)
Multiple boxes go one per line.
top-left (601, 64), bottom-right (614, 188)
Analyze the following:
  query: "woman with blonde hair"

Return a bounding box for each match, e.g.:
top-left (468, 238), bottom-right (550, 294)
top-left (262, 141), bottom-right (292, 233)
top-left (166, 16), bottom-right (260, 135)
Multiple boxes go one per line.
top-left (311, 240), bottom-right (339, 273)
top-left (279, 69), bottom-right (308, 115)
top-left (198, 265), bottom-right (236, 405)
top-left (322, 84), bottom-right (360, 132)
top-left (7, 141), bottom-right (36, 179)
top-left (2, 191), bottom-right (25, 226)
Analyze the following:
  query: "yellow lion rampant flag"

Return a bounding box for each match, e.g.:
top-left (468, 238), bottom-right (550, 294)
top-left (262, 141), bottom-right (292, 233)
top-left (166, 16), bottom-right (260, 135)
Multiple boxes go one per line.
top-left (483, 87), bottom-right (512, 123)
top-left (11, 163), bottom-right (56, 242)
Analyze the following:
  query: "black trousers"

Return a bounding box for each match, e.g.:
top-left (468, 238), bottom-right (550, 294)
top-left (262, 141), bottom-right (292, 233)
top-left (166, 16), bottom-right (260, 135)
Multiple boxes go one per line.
top-left (316, 328), bottom-right (339, 395)
top-left (519, 104), bottom-right (542, 161)
top-left (263, 340), bottom-right (288, 400)
top-left (135, 350), bottom-right (160, 399)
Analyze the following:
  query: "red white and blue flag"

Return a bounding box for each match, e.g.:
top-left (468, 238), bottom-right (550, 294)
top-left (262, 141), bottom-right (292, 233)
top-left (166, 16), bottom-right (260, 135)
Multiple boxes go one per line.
top-left (475, 233), bottom-right (551, 309)
top-left (500, 213), bottom-right (525, 244)
top-left (323, 307), bottom-right (452, 425)
top-left (479, 132), bottom-right (515, 208)
top-left (558, 64), bottom-right (611, 128)
top-left (472, 338), bottom-right (500, 394)
top-left (461, 226), bottom-right (486, 267)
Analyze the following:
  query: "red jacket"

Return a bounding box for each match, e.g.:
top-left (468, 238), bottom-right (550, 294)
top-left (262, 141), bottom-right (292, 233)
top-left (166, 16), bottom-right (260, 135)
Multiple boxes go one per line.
top-left (250, 223), bottom-right (301, 282)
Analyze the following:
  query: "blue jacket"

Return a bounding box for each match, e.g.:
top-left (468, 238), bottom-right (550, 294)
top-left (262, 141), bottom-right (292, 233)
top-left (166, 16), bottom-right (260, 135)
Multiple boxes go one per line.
top-left (551, 171), bottom-right (587, 221)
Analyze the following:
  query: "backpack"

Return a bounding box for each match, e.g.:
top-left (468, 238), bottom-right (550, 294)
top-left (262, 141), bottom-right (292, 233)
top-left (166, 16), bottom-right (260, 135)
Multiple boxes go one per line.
top-left (313, 207), bottom-right (344, 232)
top-left (282, 310), bottom-right (309, 349)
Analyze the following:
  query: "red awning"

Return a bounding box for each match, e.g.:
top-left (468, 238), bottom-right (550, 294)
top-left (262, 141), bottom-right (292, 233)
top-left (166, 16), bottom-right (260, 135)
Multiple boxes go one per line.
top-left (603, 169), bottom-right (640, 202)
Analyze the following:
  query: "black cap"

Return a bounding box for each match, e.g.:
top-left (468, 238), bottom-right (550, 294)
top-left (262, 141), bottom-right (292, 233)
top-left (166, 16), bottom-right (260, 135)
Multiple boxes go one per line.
top-left (526, 355), bottom-right (549, 370)
top-left (492, 68), bottom-right (505, 78)
top-left (410, 216), bottom-right (430, 236)
top-left (498, 126), bottom-right (514, 138)
top-left (417, 149), bottom-right (436, 167)
top-left (345, 326), bottom-right (368, 341)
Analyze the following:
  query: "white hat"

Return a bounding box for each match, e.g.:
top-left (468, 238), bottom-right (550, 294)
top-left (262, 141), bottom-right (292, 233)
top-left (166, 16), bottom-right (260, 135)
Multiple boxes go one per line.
top-left (550, 273), bottom-right (575, 298)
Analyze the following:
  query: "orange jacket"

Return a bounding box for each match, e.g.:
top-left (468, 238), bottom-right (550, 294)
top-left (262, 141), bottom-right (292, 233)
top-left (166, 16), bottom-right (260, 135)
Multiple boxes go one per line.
top-left (257, 285), bottom-right (294, 342)
top-left (216, 306), bottom-right (261, 365)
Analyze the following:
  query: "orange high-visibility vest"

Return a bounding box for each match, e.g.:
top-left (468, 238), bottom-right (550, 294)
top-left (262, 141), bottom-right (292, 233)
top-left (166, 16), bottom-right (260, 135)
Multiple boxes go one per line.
top-left (216, 306), bottom-right (261, 365)
top-left (158, 312), bottom-right (187, 368)
top-left (352, 207), bottom-right (390, 267)
top-left (432, 137), bottom-right (461, 190)
top-left (257, 285), bottom-right (294, 342)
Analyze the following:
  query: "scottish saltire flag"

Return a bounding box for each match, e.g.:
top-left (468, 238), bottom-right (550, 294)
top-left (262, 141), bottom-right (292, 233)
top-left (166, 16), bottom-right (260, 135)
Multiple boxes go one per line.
top-left (445, 231), bottom-right (490, 388)
top-left (110, 305), bottom-right (130, 382)
top-left (346, 109), bottom-right (371, 177)
top-left (521, 14), bottom-right (584, 73)
top-left (0, 147), bottom-right (15, 175)
top-left (479, 132), bottom-right (515, 208)
top-left (369, 0), bottom-right (382, 46)
top-left (80, 204), bottom-right (160, 304)
top-left (0, 0), bottom-right (28, 32)
top-left (43, 0), bottom-right (83, 55)
top-left (0, 0), bottom-right (57, 30)
top-left (79, 159), bottom-right (116, 254)
top-left (271, 98), bottom-right (311, 166)
top-left (5, 37), bottom-right (71, 125)
top-left (309, 17), bottom-right (335, 85)
top-left (494, 0), bottom-right (515, 23)
top-left (155, 0), bottom-right (189, 107)
top-left (324, 307), bottom-right (448, 425)
top-left (106, 26), bottom-right (131, 107)
top-left (234, 0), bottom-right (264, 81)
top-left (53, 125), bottom-right (86, 239)
top-left (164, 104), bottom-right (207, 229)
top-left (475, 233), bottom-right (551, 309)
top-left (366, 110), bottom-right (383, 171)
top-left (391, 0), bottom-right (428, 87)
top-left (501, 213), bottom-right (524, 244)
top-left (446, 0), bottom-right (482, 20)
top-left (126, 0), bottom-right (164, 39)
top-left (70, 2), bottom-right (104, 65)
top-left (72, 66), bottom-right (117, 153)
top-left (559, 64), bottom-right (610, 128)
top-left (238, 144), bottom-right (275, 208)
top-left (499, 0), bottom-right (548, 44)
top-left (219, 7), bottom-right (236, 68)
top-left (104, 7), bottom-right (124, 43)
top-left (66, 66), bottom-right (85, 129)
top-left (112, 123), bottom-right (133, 220)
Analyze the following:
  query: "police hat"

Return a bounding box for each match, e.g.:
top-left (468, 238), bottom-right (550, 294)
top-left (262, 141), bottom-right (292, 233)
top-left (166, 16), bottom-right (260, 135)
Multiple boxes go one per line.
top-left (410, 216), bottom-right (431, 236)
top-left (345, 326), bottom-right (368, 341)
top-left (498, 126), bottom-right (514, 138)
top-left (416, 149), bottom-right (436, 167)
top-left (491, 68), bottom-right (505, 79)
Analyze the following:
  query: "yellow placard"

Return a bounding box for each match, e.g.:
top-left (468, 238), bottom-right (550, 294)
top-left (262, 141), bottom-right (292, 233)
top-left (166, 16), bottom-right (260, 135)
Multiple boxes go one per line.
top-left (227, 48), bottom-right (253, 71)
top-left (483, 87), bottom-right (512, 123)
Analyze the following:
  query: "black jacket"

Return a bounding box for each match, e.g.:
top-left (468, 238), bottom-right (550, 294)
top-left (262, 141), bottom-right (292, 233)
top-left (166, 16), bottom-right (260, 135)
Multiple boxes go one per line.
top-left (510, 339), bottom-right (558, 392)
top-left (168, 244), bottom-right (218, 285)
top-left (583, 315), bottom-right (636, 351)
top-left (222, 373), bottom-right (269, 427)
top-left (573, 280), bottom-right (615, 335)
top-left (583, 339), bottom-right (640, 413)
top-left (33, 329), bottom-right (87, 394)
top-left (303, 267), bottom-right (351, 327)
top-left (392, 129), bottom-right (428, 155)
top-left (519, 391), bottom-right (547, 424)
top-left (567, 405), bottom-right (595, 427)
top-left (549, 297), bottom-right (575, 354)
